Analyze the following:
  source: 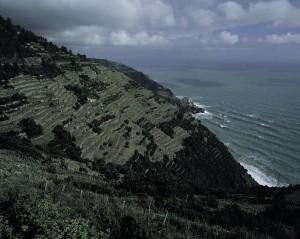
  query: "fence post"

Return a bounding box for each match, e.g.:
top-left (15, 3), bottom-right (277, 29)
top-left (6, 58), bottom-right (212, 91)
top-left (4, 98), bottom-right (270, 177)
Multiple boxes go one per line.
top-left (122, 200), bottom-right (126, 214)
top-left (44, 180), bottom-right (48, 193)
top-left (105, 195), bottom-right (110, 216)
top-left (148, 198), bottom-right (152, 219)
top-left (147, 198), bottom-right (153, 236)
top-left (163, 212), bottom-right (168, 225)
top-left (61, 184), bottom-right (65, 193)
top-left (186, 221), bottom-right (191, 239)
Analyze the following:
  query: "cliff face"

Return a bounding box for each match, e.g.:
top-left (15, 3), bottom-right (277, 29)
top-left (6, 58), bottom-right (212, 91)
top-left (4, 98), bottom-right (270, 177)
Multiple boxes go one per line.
top-left (1, 16), bottom-right (300, 239)
top-left (0, 16), bottom-right (255, 192)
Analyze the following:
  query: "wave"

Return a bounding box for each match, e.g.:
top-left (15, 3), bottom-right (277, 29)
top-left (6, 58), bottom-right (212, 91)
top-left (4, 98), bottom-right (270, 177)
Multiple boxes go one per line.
top-left (212, 110), bottom-right (299, 146)
top-left (204, 111), bottom-right (300, 160)
top-left (194, 110), bottom-right (213, 120)
top-left (192, 101), bottom-right (211, 110)
top-left (225, 111), bottom-right (279, 132)
top-left (221, 105), bottom-right (297, 132)
top-left (229, 140), bottom-right (270, 159)
top-left (176, 95), bottom-right (204, 100)
top-left (176, 95), bottom-right (184, 100)
top-left (225, 128), bottom-right (300, 162)
top-left (259, 122), bottom-right (268, 127)
top-left (246, 113), bottom-right (258, 118)
top-left (219, 124), bottom-right (229, 129)
top-left (240, 162), bottom-right (287, 187)
top-left (176, 95), bottom-right (300, 185)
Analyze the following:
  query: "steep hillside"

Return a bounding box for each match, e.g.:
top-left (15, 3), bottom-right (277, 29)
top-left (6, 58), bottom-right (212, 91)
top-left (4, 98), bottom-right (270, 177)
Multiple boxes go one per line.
top-left (1, 16), bottom-right (300, 239)
top-left (0, 15), bottom-right (255, 190)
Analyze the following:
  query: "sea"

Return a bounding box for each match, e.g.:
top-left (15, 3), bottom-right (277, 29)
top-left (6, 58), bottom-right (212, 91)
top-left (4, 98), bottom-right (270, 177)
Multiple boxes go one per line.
top-left (141, 62), bottom-right (300, 187)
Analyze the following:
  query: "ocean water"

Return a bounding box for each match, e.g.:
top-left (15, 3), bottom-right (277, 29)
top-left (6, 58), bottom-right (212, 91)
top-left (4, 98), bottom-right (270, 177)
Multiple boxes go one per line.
top-left (142, 63), bottom-right (300, 187)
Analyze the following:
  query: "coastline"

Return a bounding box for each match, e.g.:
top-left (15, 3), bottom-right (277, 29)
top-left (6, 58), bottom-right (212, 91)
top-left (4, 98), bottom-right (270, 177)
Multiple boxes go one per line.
top-left (182, 96), bottom-right (286, 187)
top-left (240, 162), bottom-right (287, 187)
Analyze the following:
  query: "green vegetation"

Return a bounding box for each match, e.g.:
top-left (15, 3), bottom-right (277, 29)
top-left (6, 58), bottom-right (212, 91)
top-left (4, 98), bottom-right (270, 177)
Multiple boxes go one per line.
top-left (41, 59), bottom-right (62, 78)
top-left (0, 148), bottom-right (299, 239)
top-left (19, 118), bottom-right (43, 138)
top-left (0, 93), bottom-right (27, 117)
top-left (47, 125), bottom-right (82, 162)
top-left (65, 84), bottom-right (89, 105)
top-left (0, 63), bottom-right (21, 87)
top-left (0, 16), bottom-right (35, 57)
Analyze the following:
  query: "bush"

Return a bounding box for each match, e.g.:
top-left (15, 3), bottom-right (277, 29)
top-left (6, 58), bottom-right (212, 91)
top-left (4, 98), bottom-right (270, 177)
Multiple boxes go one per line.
top-left (47, 125), bottom-right (82, 161)
top-left (114, 216), bottom-right (146, 239)
top-left (19, 118), bottom-right (43, 138)
top-left (64, 85), bottom-right (88, 105)
top-left (0, 131), bottom-right (42, 158)
top-left (42, 59), bottom-right (62, 78)
top-left (209, 204), bottom-right (253, 228)
top-left (0, 191), bottom-right (104, 239)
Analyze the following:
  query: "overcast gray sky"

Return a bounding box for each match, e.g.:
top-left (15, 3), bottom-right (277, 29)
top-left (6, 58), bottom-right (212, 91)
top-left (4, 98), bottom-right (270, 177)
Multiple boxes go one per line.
top-left (1, 0), bottom-right (300, 66)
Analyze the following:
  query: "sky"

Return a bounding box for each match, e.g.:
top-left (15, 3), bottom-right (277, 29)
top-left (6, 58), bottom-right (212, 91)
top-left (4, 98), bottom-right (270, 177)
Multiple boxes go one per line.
top-left (1, 0), bottom-right (300, 67)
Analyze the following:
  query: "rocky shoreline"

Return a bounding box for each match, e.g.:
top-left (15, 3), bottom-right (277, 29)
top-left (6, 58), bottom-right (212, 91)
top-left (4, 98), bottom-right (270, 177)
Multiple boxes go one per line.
top-left (180, 97), bottom-right (205, 114)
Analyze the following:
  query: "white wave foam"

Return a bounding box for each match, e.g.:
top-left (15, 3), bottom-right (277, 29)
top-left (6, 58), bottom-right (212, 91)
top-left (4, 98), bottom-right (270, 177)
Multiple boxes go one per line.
top-left (176, 95), bottom-right (204, 100)
top-left (192, 101), bottom-right (213, 120)
top-left (177, 96), bottom-right (213, 120)
top-left (219, 124), bottom-right (228, 129)
top-left (240, 162), bottom-right (287, 187)
top-left (194, 110), bottom-right (213, 120)
top-left (225, 142), bottom-right (231, 147)
top-left (194, 102), bottom-right (213, 120)
top-left (259, 122), bottom-right (271, 128)
top-left (246, 113), bottom-right (258, 118)
top-left (176, 95), bottom-right (185, 100)
top-left (193, 101), bottom-right (211, 109)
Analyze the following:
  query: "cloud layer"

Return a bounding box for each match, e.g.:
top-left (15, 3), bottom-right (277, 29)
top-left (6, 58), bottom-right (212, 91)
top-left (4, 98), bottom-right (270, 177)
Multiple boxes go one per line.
top-left (109, 31), bottom-right (168, 46)
top-left (0, 0), bottom-right (175, 30)
top-left (0, 0), bottom-right (300, 63)
top-left (219, 31), bottom-right (239, 45)
top-left (264, 32), bottom-right (300, 44)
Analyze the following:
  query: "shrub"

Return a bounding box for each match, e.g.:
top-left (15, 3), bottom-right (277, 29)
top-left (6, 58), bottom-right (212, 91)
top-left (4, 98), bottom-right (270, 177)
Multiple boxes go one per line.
top-left (64, 85), bottom-right (88, 105)
top-left (0, 192), bottom-right (104, 239)
top-left (47, 125), bottom-right (82, 161)
top-left (19, 118), bottom-right (43, 138)
top-left (114, 216), bottom-right (146, 239)
top-left (41, 59), bottom-right (62, 78)
top-left (0, 131), bottom-right (42, 158)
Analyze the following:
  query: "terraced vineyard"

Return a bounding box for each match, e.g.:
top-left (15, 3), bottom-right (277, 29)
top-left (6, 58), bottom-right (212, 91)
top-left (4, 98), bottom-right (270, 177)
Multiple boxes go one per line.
top-left (1, 62), bottom-right (185, 163)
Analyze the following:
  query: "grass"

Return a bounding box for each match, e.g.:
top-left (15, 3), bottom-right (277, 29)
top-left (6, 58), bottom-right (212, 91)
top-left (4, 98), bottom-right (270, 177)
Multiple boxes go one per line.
top-left (1, 147), bottom-right (298, 239)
